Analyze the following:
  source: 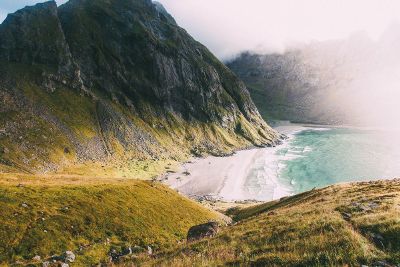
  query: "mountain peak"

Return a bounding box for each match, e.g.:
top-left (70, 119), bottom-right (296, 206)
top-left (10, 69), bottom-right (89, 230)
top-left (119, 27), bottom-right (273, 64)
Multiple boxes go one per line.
top-left (0, 0), bottom-right (277, 174)
top-left (0, 0), bottom-right (72, 70)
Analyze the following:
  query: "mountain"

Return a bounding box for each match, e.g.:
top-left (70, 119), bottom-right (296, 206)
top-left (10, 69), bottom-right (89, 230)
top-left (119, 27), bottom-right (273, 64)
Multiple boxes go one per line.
top-left (227, 30), bottom-right (400, 125)
top-left (0, 0), bottom-right (278, 175)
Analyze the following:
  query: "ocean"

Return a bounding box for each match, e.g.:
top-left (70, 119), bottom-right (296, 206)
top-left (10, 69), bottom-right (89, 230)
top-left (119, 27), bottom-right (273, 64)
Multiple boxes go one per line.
top-left (275, 126), bottom-right (400, 195)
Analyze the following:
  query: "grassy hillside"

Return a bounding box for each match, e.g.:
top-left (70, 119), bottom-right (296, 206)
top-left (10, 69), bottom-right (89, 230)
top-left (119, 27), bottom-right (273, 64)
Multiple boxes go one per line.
top-left (145, 179), bottom-right (400, 266)
top-left (0, 71), bottom-right (271, 177)
top-left (0, 177), bottom-right (224, 266)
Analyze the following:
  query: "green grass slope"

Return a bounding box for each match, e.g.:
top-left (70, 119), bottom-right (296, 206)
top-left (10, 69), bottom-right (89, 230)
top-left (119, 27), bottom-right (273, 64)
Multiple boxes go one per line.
top-left (0, 179), bottom-right (223, 266)
top-left (145, 179), bottom-right (400, 266)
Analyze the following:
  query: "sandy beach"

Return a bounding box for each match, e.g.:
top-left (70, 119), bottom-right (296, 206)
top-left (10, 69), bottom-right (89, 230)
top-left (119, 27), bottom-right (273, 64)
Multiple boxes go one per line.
top-left (164, 123), bottom-right (312, 202)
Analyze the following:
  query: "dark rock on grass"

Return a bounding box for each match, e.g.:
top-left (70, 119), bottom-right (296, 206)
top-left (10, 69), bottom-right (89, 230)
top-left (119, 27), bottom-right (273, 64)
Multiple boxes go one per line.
top-left (109, 246), bottom-right (143, 263)
top-left (121, 246), bottom-right (133, 256)
top-left (372, 260), bottom-right (393, 267)
top-left (341, 212), bottom-right (352, 221)
top-left (109, 249), bottom-right (120, 263)
top-left (187, 221), bottom-right (219, 242)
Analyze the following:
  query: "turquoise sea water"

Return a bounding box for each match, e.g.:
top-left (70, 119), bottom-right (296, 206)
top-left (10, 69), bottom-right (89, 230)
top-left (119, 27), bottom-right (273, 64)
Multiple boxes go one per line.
top-left (277, 127), bottom-right (400, 194)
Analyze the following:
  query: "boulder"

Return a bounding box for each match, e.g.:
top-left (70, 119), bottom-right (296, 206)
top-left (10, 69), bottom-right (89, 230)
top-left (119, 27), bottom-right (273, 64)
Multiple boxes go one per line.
top-left (187, 221), bottom-right (219, 242)
top-left (62, 251), bottom-right (75, 263)
top-left (121, 246), bottom-right (132, 256)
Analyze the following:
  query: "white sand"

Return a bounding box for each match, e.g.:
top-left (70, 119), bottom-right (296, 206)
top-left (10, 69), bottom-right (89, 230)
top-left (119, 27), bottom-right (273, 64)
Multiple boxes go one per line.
top-left (164, 123), bottom-right (314, 202)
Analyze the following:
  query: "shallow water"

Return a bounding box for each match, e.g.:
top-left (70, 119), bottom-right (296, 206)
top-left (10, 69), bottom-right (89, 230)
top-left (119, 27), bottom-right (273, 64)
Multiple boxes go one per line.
top-left (276, 127), bottom-right (400, 195)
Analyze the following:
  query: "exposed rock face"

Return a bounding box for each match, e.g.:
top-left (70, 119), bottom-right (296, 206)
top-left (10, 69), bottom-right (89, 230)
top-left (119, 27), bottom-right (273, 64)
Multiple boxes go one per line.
top-left (0, 1), bottom-right (72, 70)
top-left (0, 0), bottom-right (278, 173)
top-left (57, 0), bottom-right (263, 125)
top-left (187, 221), bottom-right (219, 241)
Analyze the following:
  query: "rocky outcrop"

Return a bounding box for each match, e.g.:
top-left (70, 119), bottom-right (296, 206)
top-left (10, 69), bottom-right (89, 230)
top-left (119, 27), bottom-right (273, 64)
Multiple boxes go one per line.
top-left (187, 221), bottom-right (219, 241)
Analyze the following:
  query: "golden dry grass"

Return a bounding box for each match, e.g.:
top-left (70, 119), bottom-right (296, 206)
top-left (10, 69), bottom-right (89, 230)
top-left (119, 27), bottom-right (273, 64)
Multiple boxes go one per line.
top-left (141, 179), bottom-right (400, 266)
top-left (0, 179), bottom-right (224, 266)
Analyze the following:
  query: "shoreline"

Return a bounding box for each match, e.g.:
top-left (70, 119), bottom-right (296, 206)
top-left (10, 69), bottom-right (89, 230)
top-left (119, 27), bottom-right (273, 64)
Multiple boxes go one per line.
top-left (163, 122), bottom-right (324, 203)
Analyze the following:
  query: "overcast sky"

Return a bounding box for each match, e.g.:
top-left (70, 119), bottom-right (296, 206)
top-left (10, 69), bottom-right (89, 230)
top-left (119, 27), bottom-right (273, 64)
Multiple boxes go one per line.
top-left (1, 0), bottom-right (400, 59)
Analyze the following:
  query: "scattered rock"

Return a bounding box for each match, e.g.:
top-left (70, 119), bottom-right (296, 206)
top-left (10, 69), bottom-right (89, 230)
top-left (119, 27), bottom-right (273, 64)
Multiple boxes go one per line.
top-left (21, 203), bottom-right (28, 208)
top-left (50, 254), bottom-right (63, 262)
top-left (341, 212), bottom-right (352, 221)
top-left (350, 201), bottom-right (380, 212)
top-left (147, 246), bottom-right (153, 255)
top-left (121, 246), bottom-right (132, 256)
top-left (60, 206), bottom-right (69, 212)
top-left (187, 221), bottom-right (219, 242)
top-left (17, 184), bottom-right (24, 188)
top-left (42, 261), bottom-right (50, 267)
top-left (372, 260), bottom-right (391, 267)
top-left (109, 249), bottom-right (120, 263)
top-left (32, 255), bottom-right (41, 261)
top-left (60, 263), bottom-right (69, 267)
top-left (63, 251), bottom-right (75, 263)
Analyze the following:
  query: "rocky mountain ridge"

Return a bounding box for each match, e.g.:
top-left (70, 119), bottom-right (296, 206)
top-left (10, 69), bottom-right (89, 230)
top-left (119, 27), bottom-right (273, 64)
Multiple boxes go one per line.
top-left (0, 0), bottom-right (278, 174)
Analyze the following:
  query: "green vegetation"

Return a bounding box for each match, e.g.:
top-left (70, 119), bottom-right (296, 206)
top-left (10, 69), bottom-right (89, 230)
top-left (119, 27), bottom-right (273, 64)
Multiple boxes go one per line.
top-left (0, 179), bottom-right (222, 265)
top-left (143, 179), bottom-right (400, 266)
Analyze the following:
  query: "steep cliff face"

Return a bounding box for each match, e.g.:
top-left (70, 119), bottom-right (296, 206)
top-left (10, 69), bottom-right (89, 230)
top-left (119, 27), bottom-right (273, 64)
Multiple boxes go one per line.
top-left (0, 0), bottom-right (278, 174)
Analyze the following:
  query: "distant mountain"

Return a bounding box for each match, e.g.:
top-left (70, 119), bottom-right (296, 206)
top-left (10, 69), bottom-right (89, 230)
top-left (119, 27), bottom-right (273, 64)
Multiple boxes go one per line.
top-left (0, 0), bottom-right (278, 174)
top-left (227, 29), bottom-right (400, 126)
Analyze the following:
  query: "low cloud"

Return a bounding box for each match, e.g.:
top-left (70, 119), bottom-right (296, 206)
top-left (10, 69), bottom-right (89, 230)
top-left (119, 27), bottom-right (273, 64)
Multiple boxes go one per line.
top-left (158, 0), bottom-right (400, 60)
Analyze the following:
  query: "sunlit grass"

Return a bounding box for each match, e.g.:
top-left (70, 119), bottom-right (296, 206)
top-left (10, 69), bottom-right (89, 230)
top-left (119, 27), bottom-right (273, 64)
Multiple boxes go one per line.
top-left (0, 180), bottom-right (222, 265)
top-left (144, 179), bottom-right (400, 266)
